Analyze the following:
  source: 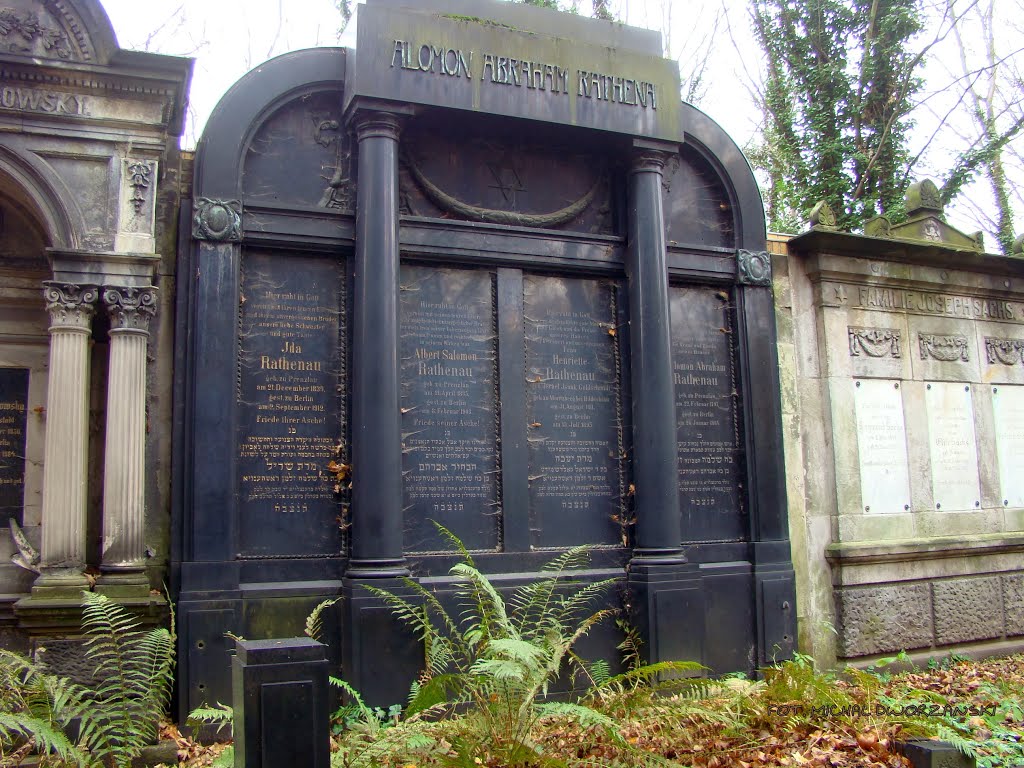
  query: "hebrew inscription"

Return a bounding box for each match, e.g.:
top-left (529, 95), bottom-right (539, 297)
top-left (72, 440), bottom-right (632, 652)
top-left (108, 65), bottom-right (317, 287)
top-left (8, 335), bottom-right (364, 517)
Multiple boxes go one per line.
top-left (853, 379), bottom-right (911, 514)
top-left (400, 265), bottom-right (499, 552)
top-left (992, 386), bottom-right (1024, 507)
top-left (925, 382), bottom-right (981, 511)
top-left (525, 276), bottom-right (623, 548)
top-left (237, 252), bottom-right (343, 557)
top-left (670, 287), bottom-right (744, 541)
top-left (0, 368), bottom-right (28, 526)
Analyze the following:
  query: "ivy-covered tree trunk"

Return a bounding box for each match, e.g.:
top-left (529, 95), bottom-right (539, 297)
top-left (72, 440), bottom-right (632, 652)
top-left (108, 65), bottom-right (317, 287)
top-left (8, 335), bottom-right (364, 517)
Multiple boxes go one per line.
top-left (750, 0), bottom-right (922, 232)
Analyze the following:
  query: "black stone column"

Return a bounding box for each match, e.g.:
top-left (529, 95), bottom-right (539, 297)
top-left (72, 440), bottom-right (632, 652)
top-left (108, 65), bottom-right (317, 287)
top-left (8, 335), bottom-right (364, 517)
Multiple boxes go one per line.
top-left (625, 144), bottom-right (684, 562)
top-left (348, 111), bottom-right (406, 577)
top-left (341, 107), bottom-right (420, 707)
top-left (625, 141), bottom-right (701, 667)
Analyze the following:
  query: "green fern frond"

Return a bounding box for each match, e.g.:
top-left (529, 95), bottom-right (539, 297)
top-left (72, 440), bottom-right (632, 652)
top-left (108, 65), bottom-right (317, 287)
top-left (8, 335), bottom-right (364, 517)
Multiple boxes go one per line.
top-left (0, 712), bottom-right (94, 767)
top-left (533, 701), bottom-right (626, 745)
top-left (187, 702), bottom-right (234, 729)
top-left (304, 597), bottom-right (340, 642)
top-left (430, 520), bottom-right (477, 568)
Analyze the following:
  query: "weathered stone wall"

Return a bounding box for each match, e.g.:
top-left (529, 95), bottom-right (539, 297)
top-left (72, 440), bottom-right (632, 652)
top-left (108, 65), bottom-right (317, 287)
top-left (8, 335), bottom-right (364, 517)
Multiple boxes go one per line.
top-left (777, 205), bottom-right (1024, 666)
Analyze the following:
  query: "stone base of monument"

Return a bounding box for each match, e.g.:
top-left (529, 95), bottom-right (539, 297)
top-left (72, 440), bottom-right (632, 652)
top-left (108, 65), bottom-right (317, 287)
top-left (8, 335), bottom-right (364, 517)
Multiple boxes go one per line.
top-left (895, 739), bottom-right (976, 768)
top-left (340, 576), bottom-right (424, 709)
top-left (232, 637), bottom-right (329, 768)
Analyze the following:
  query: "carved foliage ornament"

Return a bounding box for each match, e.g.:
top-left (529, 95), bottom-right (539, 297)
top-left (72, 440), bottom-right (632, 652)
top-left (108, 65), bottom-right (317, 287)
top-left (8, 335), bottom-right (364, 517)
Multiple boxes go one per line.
top-left (985, 337), bottom-right (1024, 366)
top-left (193, 198), bottom-right (242, 242)
top-left (848, 327), bottom-right (901, 358)
top-left (43, 282), bottom-right (98, 328)
top-left (0, 7), bottom-right (71, 59)
top-left (103, 286), bottom-right (157, 332)
top-left (919, 333), bottom-right (969, 362)
top-left (737, 249), bottom-right (772, 286)
top-left (126, 161), bottom-right (152, 214)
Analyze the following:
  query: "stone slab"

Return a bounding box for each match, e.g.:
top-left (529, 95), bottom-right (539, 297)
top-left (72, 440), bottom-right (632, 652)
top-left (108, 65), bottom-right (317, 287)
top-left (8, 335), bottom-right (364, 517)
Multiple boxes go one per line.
top-left (1004, 574), bottom-right (1024, 636)
top-left (853, 379), bottom-right (911, 515)
top-left (670, 286), bottom-right (744, 540)
top-left (925, 382), bottom-right (981, 512)
top-left (0, 367), bottom-right (28, 526)
top-left (400, 265), bottom-right (499, 552)
top-left (992, 385), bottom-right (1024, 507)
top-left (524, 275), bottom-right (623, 548)
top-left (349, 1), bottom-right (682, 141)
top-left (236, 252), bottom-right (344, 558)
top-left (932, 576), bottom-right (1003, 645)
top-left (836, 583), bottom-right (933, 657)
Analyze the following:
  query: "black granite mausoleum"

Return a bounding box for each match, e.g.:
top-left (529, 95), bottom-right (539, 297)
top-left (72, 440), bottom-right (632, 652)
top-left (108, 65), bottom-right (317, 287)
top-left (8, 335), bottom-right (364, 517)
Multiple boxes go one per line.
top-left (173, 0), bottom-right (795, 714)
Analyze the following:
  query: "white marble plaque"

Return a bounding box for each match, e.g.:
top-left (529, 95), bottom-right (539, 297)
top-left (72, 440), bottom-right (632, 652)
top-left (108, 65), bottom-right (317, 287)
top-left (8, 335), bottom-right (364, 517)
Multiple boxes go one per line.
top-left (992, 385), bottom-right (1024, 508)
top-left (925, 382), bottom-right (981, 511)
top-left (854, 379), bottom-right (911, 514)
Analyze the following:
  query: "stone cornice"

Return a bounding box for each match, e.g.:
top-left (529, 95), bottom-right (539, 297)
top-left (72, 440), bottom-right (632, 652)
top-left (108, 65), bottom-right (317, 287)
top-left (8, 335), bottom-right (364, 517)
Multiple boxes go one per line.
top-left (0, 63), bottom-right (184, 102)
top-left (825, 532), bottom-right (1024, 566)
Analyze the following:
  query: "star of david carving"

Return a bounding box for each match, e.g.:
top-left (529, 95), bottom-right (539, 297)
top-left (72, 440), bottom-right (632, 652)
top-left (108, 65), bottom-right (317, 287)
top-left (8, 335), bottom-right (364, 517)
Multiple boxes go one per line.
top-left (487, 161), bottom-right (526, 208)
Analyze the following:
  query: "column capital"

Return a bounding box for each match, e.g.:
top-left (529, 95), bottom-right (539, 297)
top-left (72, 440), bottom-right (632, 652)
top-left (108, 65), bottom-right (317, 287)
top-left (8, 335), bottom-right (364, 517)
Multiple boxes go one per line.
top-left (352, 111), bottom-right (403, 143)
top-left (630, 138), bottom-right (680, 176)
top-left (103, 285), bottom-right (158, 332)
top-left (42, 282), bottom-right (99, 330)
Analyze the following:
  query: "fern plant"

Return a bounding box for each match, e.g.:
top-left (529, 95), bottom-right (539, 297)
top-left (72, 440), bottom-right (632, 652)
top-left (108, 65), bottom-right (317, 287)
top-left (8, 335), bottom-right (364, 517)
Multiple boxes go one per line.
top-left (0, 648), bottom-right (95, 767)
top-left (361, 522), bottom-right (625, 766)
top-left (80, 590), bottom-right (175, 768)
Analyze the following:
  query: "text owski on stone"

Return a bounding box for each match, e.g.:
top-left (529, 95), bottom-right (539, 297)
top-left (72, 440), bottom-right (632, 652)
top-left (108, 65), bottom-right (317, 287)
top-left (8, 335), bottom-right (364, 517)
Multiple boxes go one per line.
top-left (390, 40), bottom-right (658, 109)
top-left (0, 86), bottom-right (89, 115)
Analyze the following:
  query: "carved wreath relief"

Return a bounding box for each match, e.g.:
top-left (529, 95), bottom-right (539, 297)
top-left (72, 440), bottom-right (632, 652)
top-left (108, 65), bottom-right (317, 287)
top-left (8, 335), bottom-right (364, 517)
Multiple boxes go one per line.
top-left (919, 333), bottom-right (969, 362)
top-left (737, 249), bottom-right (772, 286)
top-left (192, 198), bottom-right (242, 242)
top-left (848, 327), bottom-right (901, 358)
top-left (985, 337), bottom-right (1024, 366)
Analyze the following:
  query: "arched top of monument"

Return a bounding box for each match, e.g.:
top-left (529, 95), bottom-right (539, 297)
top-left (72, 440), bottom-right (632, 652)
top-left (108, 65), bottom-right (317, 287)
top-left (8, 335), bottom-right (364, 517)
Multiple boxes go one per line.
top-left (0, 144), bottom-right (79, 250)
top-left (0, 0), bottom-right (119, 65)
top-left (679, 102), bottom-right (766, 251)
top-left (194, 47), bottom-right (347, 202)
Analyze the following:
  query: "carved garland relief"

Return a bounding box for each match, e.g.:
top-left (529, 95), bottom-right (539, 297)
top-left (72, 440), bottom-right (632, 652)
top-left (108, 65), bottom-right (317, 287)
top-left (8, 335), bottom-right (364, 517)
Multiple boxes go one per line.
top-left (985, 337), bottom-right (1024, 366)
top-left (919, 333), bottom-right (969, 362)
top-left (848, 327), bottom-right (901, 358)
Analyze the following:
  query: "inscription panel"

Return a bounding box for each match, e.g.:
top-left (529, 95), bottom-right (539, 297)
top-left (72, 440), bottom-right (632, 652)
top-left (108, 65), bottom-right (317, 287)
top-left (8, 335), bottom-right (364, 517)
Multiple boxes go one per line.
top-left (0, 368), bottom-right (28, 526)
top-left (853, 379), bottom-right (911, 514)
top-left (992, 385), bottom-right (1024, 508)
top-left (670, 287), bottom-right (744, 541)
top-left (237, 252), bottom-right (344, 557)
top-left (925, 382), bottom-right (981, 511)
top-left (525, 276), bottom-right (623, 548)
top-left (400, 265), bottom-right (499, 552)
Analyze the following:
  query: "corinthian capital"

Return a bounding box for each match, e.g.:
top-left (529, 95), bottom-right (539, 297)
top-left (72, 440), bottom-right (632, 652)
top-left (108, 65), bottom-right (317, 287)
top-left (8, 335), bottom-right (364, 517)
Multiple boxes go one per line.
top-left (103, 286), bottom-right (158, 332)
top-left (43, 282), bottom-right (99, 329)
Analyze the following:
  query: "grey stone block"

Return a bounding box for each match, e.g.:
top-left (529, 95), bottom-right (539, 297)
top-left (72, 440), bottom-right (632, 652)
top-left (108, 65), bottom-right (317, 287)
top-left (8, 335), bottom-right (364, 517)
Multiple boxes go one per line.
top-left (933, 577), bottom-right (1003, 645)
top-left (836, 583), bottom-right (933, 657)
top-left (897, 739), bottom-right (976, 768)
top-left (1004, 574), bottom-right (1024, 636)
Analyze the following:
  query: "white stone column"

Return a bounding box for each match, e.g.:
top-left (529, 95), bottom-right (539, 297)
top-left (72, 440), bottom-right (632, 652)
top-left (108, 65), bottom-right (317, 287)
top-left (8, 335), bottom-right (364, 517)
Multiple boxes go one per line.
top-left (98, 286), bottom-right (157, 595)
top-left (34, 283), bottom-right (98, 595)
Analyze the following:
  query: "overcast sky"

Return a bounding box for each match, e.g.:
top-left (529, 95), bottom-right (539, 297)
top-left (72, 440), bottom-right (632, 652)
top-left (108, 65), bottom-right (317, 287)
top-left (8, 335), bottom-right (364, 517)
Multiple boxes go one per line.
top-left (100, 0), bottom-right (1021, 242)
top-left (101, 0), bottom-right (760, 148)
